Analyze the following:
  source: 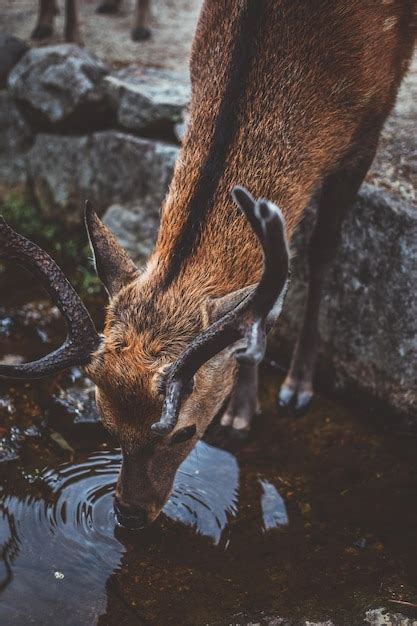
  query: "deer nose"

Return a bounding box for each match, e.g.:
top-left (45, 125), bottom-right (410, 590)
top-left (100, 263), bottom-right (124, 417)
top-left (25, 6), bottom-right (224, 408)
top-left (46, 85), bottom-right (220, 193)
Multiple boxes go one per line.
top-left (114, 497), bottom-right (148, 530)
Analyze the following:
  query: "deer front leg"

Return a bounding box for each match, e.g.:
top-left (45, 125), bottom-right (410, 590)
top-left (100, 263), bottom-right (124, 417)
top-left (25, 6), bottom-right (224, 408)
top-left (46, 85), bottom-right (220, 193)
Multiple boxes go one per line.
top-left (132, 0), bottom-right (151, 41)
top-left (279, 147), bottom-right (378, 411)
top-left (221, 362), bottom-right (260, 431)
top-left (32, 0), bottom-right (58, 40)
top-left (96, 0), bottom-right (122, 15)
top-left (64, 0), bottom-right (81, 44)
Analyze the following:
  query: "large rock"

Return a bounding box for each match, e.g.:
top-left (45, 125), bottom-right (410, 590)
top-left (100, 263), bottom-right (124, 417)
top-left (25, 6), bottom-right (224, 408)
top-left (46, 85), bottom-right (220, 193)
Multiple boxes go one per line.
top-left (27, 130), bottom-right (178, 224)
top-left (0, 92), bottom-right (33, 186)
top-left (104, 66), bottom-right (190, 133)
top-left (0, 33), bottom-right (28, 89)
top-left (367, 56), bottom-right (417, 203)
top-left (8, 44), bottom-right (111, 130)
top-left (275, 185), bottom-right (417, 419)
top-left (102, 202), bottom-right (159, 266)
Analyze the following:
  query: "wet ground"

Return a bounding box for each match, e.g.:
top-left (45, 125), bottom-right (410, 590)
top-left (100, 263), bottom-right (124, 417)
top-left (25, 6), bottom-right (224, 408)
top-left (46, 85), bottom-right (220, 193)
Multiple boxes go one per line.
top-left (1, 267), bottom-right (417, 626)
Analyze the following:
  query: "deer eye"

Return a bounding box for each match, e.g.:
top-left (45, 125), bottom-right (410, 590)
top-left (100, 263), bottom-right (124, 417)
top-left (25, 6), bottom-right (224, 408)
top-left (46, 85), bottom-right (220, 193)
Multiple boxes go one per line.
top-left (169, 425), bottom-right (196, 445)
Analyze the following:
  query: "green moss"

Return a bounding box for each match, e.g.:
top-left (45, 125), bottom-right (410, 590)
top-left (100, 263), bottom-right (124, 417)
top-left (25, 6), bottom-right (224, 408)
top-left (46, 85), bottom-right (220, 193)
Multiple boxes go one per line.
top-left (0, 192), bottom-right (102, 298)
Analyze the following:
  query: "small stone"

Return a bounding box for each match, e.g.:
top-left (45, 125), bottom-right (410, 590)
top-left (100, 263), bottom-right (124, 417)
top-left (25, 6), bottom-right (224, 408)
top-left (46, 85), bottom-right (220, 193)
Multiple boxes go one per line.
top-left (365, 608), bottom-right (417, 626)
top-left (51, 376), bottom-right (100, 425)
top-left (299, 502), bottom-right (312, 516)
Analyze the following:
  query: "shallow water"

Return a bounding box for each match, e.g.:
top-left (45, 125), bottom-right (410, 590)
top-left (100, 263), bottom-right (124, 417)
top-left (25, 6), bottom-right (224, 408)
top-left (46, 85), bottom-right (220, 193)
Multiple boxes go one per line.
top-left (1, 275), bottom-right (417, 625)
top-left (0, 442), bottom-right (245, 624)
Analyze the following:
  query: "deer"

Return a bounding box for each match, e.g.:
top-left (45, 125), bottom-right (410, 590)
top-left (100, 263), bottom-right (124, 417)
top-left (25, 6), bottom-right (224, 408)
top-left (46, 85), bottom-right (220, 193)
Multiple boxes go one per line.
top-left (32, 0), bottom-right (152, 44)
top-left (1, 0), bottom-right (416, 530)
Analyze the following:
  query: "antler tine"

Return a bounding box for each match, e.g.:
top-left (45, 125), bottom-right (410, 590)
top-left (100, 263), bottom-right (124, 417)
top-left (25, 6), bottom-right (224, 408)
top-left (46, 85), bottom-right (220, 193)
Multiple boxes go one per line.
top-left (234, 195), bottom-right (289, 363)
top-left (0, 216), bottom-right (101, 379)
top-left (151, 186), bottom-right (290, 435)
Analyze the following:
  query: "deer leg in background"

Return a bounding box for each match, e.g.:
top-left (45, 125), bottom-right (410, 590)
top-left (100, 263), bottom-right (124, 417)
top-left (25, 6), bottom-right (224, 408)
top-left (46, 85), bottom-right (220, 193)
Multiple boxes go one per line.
top-left (132, 0), bottom-right (151, 41)
top-left (64, 0), bottom-right (80, 43)
top-left (221, 362), bottom-right (260, 432)
top-left (31, 0), bottom-right (58, 40)
top-left (96, 0), bottom-right (122, 15)
top-left (279, 142), bottom-right (379, 412)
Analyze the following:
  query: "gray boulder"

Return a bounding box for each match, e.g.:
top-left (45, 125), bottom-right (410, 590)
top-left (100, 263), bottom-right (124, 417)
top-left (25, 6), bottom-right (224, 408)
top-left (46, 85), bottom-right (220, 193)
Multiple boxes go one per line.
top-left (103, 203), bottom-right (160, 266)
top-left (0, 33), bottom-right (29, 89)
top-left (27, 130), bottom-right (178, 224)
top-left (0, 92), bottom-right (33, 186)
top-left (104, 66), bottom-right (190, 133)
top-left (275, 184), bottom-right (417, 419)
top-left (8, 44), bottom-right (110, 129)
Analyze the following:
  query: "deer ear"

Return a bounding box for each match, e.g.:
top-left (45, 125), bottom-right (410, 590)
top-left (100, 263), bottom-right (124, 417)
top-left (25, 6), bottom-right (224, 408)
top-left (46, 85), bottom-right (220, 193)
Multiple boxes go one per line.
top-left (202, 279), bottom-right (287, 330)
top-left (85, 202), bottom-right (139, 297)
top-left (201, 285), bottom-right (255, 328)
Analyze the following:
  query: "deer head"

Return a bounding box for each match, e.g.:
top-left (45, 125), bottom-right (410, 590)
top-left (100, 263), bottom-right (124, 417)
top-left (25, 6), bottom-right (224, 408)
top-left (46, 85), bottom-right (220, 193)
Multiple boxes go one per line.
top-left (0, 187), bottom-right (289, 530)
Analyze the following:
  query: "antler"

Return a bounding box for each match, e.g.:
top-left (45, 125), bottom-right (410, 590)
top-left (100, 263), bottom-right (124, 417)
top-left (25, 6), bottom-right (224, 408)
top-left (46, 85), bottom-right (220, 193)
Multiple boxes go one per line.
top-left (0, 216), bottom-right (101, 379)
top-left (152, 186), bottom-right (290, 435)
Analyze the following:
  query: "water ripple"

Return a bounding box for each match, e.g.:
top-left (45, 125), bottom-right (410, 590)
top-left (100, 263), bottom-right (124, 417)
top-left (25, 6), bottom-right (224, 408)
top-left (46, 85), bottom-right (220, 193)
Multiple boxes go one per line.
top-left (0, 441), bottom-right (239, 624)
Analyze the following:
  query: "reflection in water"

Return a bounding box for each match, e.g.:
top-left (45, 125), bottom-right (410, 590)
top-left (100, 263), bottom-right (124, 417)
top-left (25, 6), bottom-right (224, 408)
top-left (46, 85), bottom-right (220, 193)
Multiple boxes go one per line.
top-left (164, 441), bottom-right (239, 544)
top-left (259, 479), bottom-right (289, 531)
top-left (0, 506), bottom-right (19, 593)
top-left (0, 441), bottom-right (285, 624)
top-left (0, 452), bottom-right (122, 624)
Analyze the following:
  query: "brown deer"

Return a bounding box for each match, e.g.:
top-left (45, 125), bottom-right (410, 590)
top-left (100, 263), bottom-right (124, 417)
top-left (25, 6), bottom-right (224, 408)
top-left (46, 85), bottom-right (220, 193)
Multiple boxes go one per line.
top-left (32, 0), bottom-right (152, 43)
top-left (1, 0), bottom-right (416, 530)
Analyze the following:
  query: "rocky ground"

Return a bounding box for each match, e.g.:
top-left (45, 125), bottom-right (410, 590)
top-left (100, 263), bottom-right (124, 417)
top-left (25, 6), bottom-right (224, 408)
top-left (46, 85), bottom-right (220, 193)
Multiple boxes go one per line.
top-left (1, 0), bottom-right (202, 76)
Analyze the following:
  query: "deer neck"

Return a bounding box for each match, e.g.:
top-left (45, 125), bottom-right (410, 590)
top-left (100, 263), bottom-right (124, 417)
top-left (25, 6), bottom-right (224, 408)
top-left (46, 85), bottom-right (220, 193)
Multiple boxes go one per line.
top-left (152, 0), bottom-right (339, 299)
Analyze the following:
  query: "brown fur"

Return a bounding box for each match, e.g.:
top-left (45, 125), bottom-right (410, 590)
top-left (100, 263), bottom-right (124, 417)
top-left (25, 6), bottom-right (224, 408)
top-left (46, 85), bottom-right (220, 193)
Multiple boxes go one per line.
top-left (86, 0), bottom-right (417, 523)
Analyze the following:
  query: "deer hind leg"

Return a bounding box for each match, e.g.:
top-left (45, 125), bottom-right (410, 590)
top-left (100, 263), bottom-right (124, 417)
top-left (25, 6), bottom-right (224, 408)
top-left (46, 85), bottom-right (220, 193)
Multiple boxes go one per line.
top-left (31, 0), bottom-right (58, 40)
top-left (64, 0), bottom-right (81, 43)
top-left (278, 143), bottom-right (379, 412)
top-left (221, 362), bottom-right (260, 431)
top-left (96, 0), bottom-right (122, 15)
top-left (132, 0), bottom-right (151, 41)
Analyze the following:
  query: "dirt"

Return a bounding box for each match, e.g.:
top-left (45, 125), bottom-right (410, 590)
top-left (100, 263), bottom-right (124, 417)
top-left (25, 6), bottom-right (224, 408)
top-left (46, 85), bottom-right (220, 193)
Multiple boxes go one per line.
top-left (1, 0), bottom-right (202, 76)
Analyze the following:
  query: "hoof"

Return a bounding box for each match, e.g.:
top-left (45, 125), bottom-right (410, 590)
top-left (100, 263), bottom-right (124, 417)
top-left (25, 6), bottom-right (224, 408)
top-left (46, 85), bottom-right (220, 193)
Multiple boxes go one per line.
top-left (31, 24), bottom-right (53, 40)
top-left (278, 380), bottom-right (313, 413)
top-left (96, 1), bottom-right (119, 14)
top-left (220, 411), bottom-right (252, 431)
top-left (131, 26), bottom-right (151, 41)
